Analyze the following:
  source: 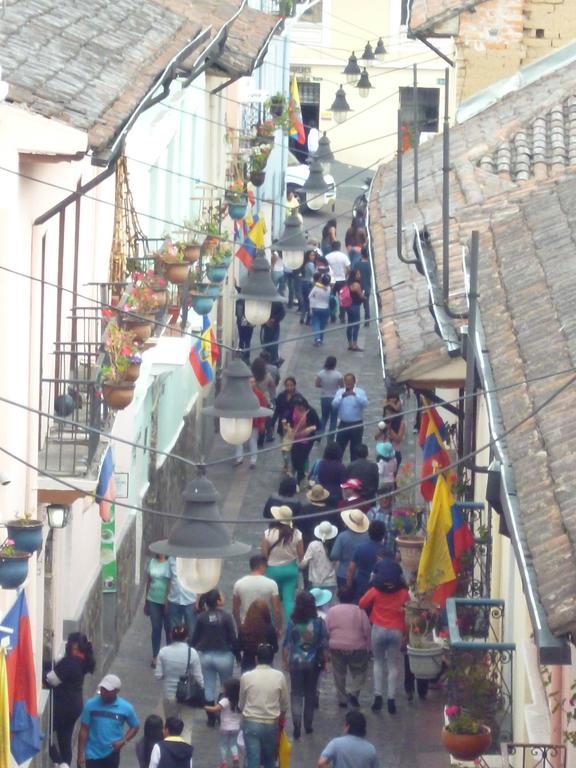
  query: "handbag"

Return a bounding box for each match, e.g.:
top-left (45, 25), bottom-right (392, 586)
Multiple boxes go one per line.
top-left (175, 647), bottom-right (205, 707)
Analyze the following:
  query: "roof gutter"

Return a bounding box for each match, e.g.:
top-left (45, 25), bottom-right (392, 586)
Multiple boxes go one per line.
top-left (473, 310), bottom-right (571, 665)
top-left (366, 173), bottom-right (386, 383)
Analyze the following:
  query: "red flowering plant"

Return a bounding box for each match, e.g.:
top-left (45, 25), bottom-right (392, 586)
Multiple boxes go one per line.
top-left (256, 119), bottom-right (276, 138)
top-left (444, 706), bottom-right (485, 735)
top-left (124, 284), bottom-right (161, 316)
top-left (132, 269), bottom-right (167, 292)
top-left (100, 325), bottom-right (140, 384)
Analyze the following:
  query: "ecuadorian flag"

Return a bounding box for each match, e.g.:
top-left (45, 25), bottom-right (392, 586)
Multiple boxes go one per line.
top-left (418, 405), bottom-right (452, 501)
top-left (289, 75), bottom-right (306, 145)
top-left (189, 315), bottom-right (219, 386)
top-left (235, 215), bottom-right (266, 269)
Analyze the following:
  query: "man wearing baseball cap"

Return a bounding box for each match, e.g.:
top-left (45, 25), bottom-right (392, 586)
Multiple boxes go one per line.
top-left (78, 674), bottom-right (139, 768)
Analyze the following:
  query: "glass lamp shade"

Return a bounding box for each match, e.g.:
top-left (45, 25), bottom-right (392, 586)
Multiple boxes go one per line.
top-left (176, 557), bottom-right (222, 593)
top-left (244, 299), bottom-right (271, 326)
top-left (282, 250), bottom-right (303, 269)
top-left (329, 86), bottom-right (351, 125)
top-left (46, 505), bottom-right (70, 528)
top-left (220, 417), bottom-right (253, 445)
top-left (333, 110), bottom-right (347, 125)
top-left (357, 68), bottom-right (373, 98)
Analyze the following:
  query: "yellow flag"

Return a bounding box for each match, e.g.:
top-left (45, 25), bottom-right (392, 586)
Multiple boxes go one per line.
top-left (249, 217), bottom-right (266, 249)
top-left (416, 473), bottom-right (456, 593)
top-left (0, 651), bottom-right (10, 768)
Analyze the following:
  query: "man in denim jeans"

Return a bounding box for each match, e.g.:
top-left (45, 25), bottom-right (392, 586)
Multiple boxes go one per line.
top-left (239, 644), bottom-right (289, 768)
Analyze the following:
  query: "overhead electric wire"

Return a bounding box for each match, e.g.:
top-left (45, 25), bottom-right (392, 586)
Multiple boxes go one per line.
top-left (1, 369), bottom-right (574, 525)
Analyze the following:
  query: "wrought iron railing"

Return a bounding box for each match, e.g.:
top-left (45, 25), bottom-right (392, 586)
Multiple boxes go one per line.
top-left (455, 501), bottom-right (493, 599)
top-left (500, 744), bottom-right (567, 768)
top-left (446, 598), bottom-right (515, 753)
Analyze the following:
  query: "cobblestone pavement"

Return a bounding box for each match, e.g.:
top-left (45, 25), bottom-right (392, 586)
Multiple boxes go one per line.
top-left (104, 274), bottom-right (449, 768)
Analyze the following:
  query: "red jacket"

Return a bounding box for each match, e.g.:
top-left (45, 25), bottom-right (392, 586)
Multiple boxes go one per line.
top-left (253, 386), bottom-right (269, 434)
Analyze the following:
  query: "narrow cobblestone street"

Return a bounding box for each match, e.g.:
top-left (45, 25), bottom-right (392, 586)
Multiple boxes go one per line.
top-left (105, 286), bottom-right (448, 768)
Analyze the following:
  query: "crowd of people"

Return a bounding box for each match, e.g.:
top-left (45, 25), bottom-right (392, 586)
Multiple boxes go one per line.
top-left (43, 211), bottom-right (435, 768)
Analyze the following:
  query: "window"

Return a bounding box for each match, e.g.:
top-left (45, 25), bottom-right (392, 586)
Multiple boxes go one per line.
top-left (299, 0), bottom-right (322, 23)
top-left (400, 0), bottom-right (413, 26)
top-left (399, 86), bottom-right (440, 134)
top-left (298, 81), bottom-right (320, 104)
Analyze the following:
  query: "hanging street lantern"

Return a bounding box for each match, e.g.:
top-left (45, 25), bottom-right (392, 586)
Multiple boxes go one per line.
top-left (375, 37), bottom-right (387, 57)
top-left (298, 157), bottom-right (331, 214)
top-left (150, 475), bottom-right (250, 593)
top-left (361, 41), bottom-right (375, 61)
top-left (237, 251), bottom-right (287, 326)
top-left (329, 85), bottom-right (352, 125)
top-left (315, 132), bottom-right (334, 172)
top-left (204, 358), bottom-right (272, 445)
top-left (46, 505), bottom-right (71, 529)
top-left (356, 68), bottom-right (374, 99)
top-left (343, 52), bottom-right (362, 84)
top-left (275, 211), bottom-right (309, 269)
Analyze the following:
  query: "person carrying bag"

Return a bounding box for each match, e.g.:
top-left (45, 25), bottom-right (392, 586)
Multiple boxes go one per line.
top-left (176, 646), bottom-right (205, 707)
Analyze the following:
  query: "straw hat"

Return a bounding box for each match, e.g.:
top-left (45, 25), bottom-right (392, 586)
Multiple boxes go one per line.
top-left (270, 505), bottom-right (293, 526)
top-left (340, 508), bottom-right (369, 533)
top-left (310, 587), bottom-right (332, 607)
top-left (307, 484), bottom-right (330, 503)
top-left (313, 520), bottom-right (339, 542)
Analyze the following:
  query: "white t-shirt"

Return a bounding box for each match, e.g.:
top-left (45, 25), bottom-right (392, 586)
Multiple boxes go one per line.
top-left (233, 574), bottom-right (279, 620)
top-left (219, 697), bottom-right (242, 732)
top-left (309, 284), bottom-right (331, 310)
top-left (264, 527), bottom-right (303, 566)
top-left (326, 251), bottom-right (350, 282)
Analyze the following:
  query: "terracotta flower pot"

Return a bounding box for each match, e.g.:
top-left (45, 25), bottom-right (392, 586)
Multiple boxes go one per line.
top-left (102, 382), bottom-right (135, 410)
top-left (152, 288), bottom-right (167, 307)
top-left (201, 235), bottom-right (221, 255)
top-left (396, 535), bottom-right (425, 573)
top-left (441, 726), bottom-right (491, 761)
top-left (123, 361), bottom-right (141, 383)
top-left (122, 315), bottom-right (155, 342)
top-left (163, 261), bottom-right (190, 285)
top-left (184, 244), bottom-right (201, 262)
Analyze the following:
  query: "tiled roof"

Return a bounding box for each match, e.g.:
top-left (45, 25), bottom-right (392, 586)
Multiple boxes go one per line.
top-left (369, 55), bottom-right (576, 636)
top-left (478, 96), bottom-right (576, 181)
top-left (409, 0), bottom-right (487, 34)
top-left (0, 0), bottom-right (279, 154)
top-left (216, 6), bottom-right (282, 77)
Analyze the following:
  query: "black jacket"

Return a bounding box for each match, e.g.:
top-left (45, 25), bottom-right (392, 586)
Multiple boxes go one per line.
top-left (157, 739), bottom-right (194, 768)
top-left (346, 458), bottom-right (379, 498)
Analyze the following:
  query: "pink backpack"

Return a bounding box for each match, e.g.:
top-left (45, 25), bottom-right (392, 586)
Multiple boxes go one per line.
top-left (338, 284), bottom-right (352, 309)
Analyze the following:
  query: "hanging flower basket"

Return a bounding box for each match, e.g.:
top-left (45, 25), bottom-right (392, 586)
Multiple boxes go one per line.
top-left (102, 381), bottom-right (135, 410)
top-left (206, 264), bottom-right (228, 284)
top-left (250, 171), bottom-right (266, 187)
top-left (183, 243), bottom-right (201, 262)
top-left (5, 519), bottom-right (44, 554)
top-left (396, 535), bottom-right (425, 573)
top-left (160, 259), bottom-right (190, 285)
top-left (123, 359), bottom-right (142, 383)
top-left (0, 551), bottom-right (32, 589)
top-left (407, 643), bottom-right (444, 679)
top-left (151, 287), bottom-right (167, 308)
top-left (441, 726), bottom-right (491, 761)
top-left (121, 314), bottom-right (155, 342)
top-left (269, 97), bottom-right (286, 117)
top-left (201, 235), bottom-right (221, 255)
top-left (190, 293), bottom-right (215, 316)
top-left (225, 191), bottom-right (248, 221)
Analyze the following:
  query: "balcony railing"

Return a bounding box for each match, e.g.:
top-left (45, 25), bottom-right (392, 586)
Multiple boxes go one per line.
top-left (500, 744), bottom-right (567, 768)
top-left (455, 501), bottom-right (492, 599)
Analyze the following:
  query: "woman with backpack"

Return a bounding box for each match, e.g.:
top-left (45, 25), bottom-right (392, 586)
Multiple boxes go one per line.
top-left (283, 591), bottom-right (328, 739)
top-left (341, 268), bottom-right (367, 352)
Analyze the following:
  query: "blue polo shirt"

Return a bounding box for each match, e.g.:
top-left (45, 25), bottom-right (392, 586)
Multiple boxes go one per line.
top-left (81, 695), bottom-right (139, 759)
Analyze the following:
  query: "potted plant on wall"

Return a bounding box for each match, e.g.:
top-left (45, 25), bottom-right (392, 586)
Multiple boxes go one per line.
top-left (225, 178), bottom-right (248, 221)
top-left (134, 270), bottom-right (168, 308)
top-left (157, 239), bottom-right (195, 285)
top-left (189, 269), bottom-right (219, 316)
top-left (441, 707), bottom-right (491, 761)
top-left (120, 284), bottom-right (160, 342)
top-left (196, 203), bottom-right (225, 254)
top-left (392, 462), bottom-right (426, 574)
top-left (0, 539), bottom-right (32, 589)
top-left (405, 597), bottom-right (445, 679)
top-left (266, 92), bottom-right (287, 118)
top-left (254, 119), bottom-right (276, 145)
top-left (5, 511), bottom-right (44, 554)
top-left (100, 325), bottom-right (138, 410)
top-left (206, 249), bottom-right (231, 284)
top-left (249, 146), bottom-right (271, 187)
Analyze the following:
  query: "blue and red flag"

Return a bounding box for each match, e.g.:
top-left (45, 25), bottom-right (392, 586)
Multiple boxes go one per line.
top-left (235, 215), bottom-right (266, 269)
top-left (96, 446), bottom-right (116, 523)
top-left (189, 315), bottom-right (219, 387)
top-left (289, 75), bottom-right (306, 145)
top-left (1, 592), bottom-right (41, 764)
top-left (418, 405), bottom-right (452, 501)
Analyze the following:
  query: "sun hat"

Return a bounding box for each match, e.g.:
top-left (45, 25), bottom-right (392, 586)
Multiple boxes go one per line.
top-left (341, 478), bottom-right (362, 491)
top-left (99, 674), bottom-right (121, 691)
top-left (313, 520), bottom-right (339, 542)
top-left (376, 441), bottom-right (395, 459)
top-left (307, 484), bottom-right (330, 503)
top-left (340, 508), bottom-right (369, 533)
top-left (270, 505), bottom-right (294, 526)
top-left (310, 587), bottom-right (332, 608)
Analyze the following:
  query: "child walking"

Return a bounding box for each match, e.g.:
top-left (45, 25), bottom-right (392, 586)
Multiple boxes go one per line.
top-left (204, 678), bottom-right (241, 768)
top-left (281, 419), bottom-right (295, 474)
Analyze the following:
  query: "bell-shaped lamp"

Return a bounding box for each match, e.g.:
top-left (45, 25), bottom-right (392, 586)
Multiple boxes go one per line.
top-left (361, 41), bottom-right (375, 61)
top-left (237, 252), bottom-right (287, 326)
top-left (150, 475), bottom-right (250, 593)
top-left (204, 358), bottom-right (272, 445)
top-left (356, 68), bottom-right (374, 99)
top-left (275, 212), bottom-right (308, 270)
top-left (298, 158), bottom-right (330, 213)
top-left (329, 85), bottom-right (352, 125)
top-left (342, 52), bottom-right (362, 84)
top-left (374, 37), bottom-right (386, 57)
top-left (315, 132), bottom-right (334, 172)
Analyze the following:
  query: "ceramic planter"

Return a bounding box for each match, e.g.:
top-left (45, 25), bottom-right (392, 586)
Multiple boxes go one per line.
top-left (162, 260), bottom-right (190, 285)
top-left (151, 287), bottom-right (167, 308)
top-left (225, 192), bottom-right (248, 221)
top-left (0, 551), bottom-right (31, 589)
top-left (201, 235), bottom-right (221, 255)
top-left (270, 99), bottom-right (285, 117)
top-left (190, 292), bottom-right (215, 315)
top-left (102, 381), bottom-right (135, 410)
top-left (407, 643), bottom-right (444, 679)
top-left (6, 519), bottom-right (44, 554)
top-left (206, 264), bottom-right (228, 283)
top-left (122, 315), bottom-right (155, 342)
top-left (396, 535), bottom-right (425, 573)
top-left (441, 726), bottom-right (491, 761)
top-left (183, 244), bottom-right (201, 262)
top-left (250, 171), bottom-right (266, 187)
top-left (123, 361), bottom-right (142, 383)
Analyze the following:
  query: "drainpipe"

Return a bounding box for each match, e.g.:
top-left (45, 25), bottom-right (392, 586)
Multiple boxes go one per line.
top-left (396, 110), bottom-right (418, 265)
top-left (550, 665), bottom-right (563, 768)
top-left (413, 64), bottom-right (419, 204)
top-left (463, 230), bottom-right (478, 466)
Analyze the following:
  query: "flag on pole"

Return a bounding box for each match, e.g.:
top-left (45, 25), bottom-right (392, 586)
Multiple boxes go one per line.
top-left (2, 592), bottom-right (41, 764)
top-left (235, 215), bottom-right (266, 269)
top-left (288, 75), bottom-right (306, 145)
top-left (417, 474), bottom-right (474, 606)
top-left (189, 315), bottom-right (219, 387)
top-left (95, 446), bottom-right (116, 523)
top-left (418, 405), bottom-right (452, 501)
top-left (0, 648), bottom-right (10, 768)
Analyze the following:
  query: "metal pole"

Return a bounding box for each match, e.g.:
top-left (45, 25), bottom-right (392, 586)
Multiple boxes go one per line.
top-left (397, 110), bottom-right (403, 264)
top-left (442, 66), bottom-right (450, 306)
top-left (413, 63), bottom-right (419, 203)
top-left (463, 230), bottom-right (479, 465)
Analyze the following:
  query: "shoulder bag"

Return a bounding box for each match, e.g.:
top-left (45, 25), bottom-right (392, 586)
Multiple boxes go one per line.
top-left (175, 647), bottom-right (205, 707)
